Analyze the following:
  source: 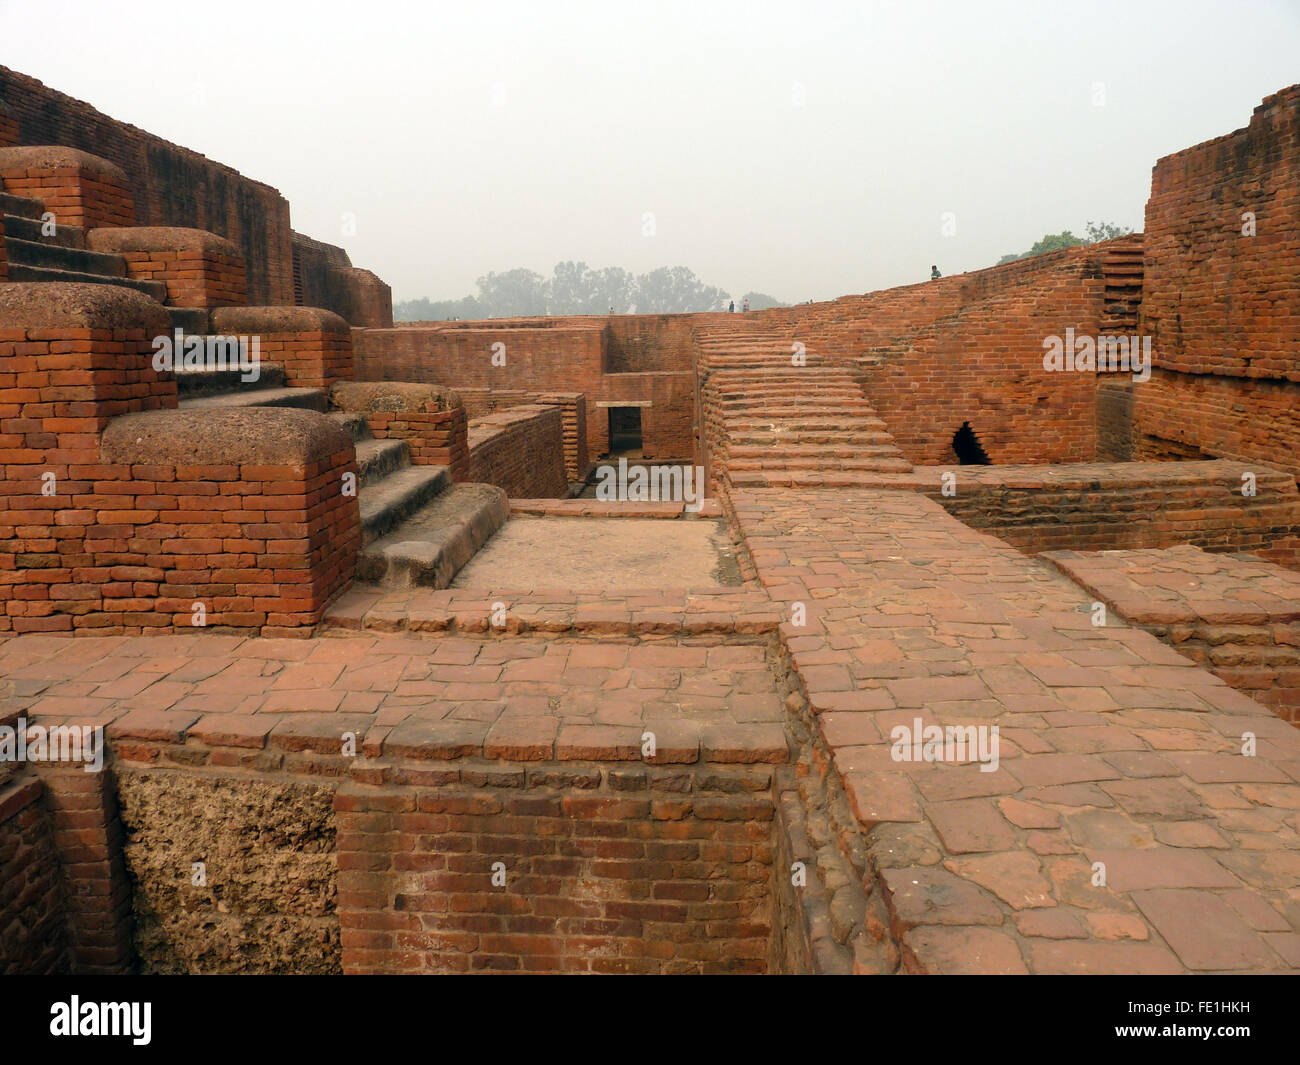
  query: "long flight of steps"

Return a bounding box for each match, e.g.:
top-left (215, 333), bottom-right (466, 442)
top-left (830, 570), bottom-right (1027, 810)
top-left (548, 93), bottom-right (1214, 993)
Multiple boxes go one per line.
top-left (173, 363), bottom-right (507, 590)
top-left (695, 322), bottom-right (912, 489)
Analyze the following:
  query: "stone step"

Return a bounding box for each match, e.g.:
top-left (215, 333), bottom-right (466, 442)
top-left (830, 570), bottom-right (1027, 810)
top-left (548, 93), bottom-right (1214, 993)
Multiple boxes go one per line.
top-left (359, 465), bottom-right (452, 545)
top-left (728, 463), bottom-right (912, 486)
top-left (356, 437), bottom-right (410, 488)
top-left (728, 438), bottom-right (899, 455)
top-left (721, 403), bottom-right (877, 416)
top-left (167, 307), bottom-right (210, 334)
top-left (178, 385), bottom-right (328, 413)
top-left (5, 262), bottom-right (168, 302)
top-left (728, 454), bottom-right (907, 471)
top-left (173, 363), bottom-right (286, 398)
top-left (328, 410), bottom-right (372, 443)
top-left (2, 212), bottom-right (85, 249)
top-left (729, 428), bottom-right (891, 445)
top-left (4, 236), bottom-right (125, 276)
top-left (356, 483), bottom-right (509, 588)
top-left (725, 411), bottom-right (887, 425)
top-left (0, 191), bottom-right (44, 221)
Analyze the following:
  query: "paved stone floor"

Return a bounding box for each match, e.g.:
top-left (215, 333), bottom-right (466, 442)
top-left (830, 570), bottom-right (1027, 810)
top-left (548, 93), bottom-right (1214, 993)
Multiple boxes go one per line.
top-left (733, 487), bottom-right (1300, 973)
top-left (451, 517), bottom-right (742, 589)
top-left (4, 490), bottom-right (1300, 973)
top-left (0, 634), bottom-right (786, 755)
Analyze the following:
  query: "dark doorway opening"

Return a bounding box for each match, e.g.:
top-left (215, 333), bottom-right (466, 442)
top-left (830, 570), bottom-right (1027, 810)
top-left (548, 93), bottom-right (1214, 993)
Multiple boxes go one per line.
top-left (608, 407), bottom-right (643, 456)
top-left (952, 422), bottom-right (991, 465)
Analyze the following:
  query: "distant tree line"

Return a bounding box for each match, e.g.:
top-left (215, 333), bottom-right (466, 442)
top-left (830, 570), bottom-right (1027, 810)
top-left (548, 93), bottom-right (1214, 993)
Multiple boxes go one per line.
top-left (394, 261), bottom-right (787, 321)
top-left (995, 220), bottom-right (1133, 265)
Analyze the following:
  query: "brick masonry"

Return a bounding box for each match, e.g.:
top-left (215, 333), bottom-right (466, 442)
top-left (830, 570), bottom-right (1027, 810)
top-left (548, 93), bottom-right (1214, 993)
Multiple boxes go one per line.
top-left (0, 769), bottom-right (68, 974)
top-left (87, 227), bottom-right (249, 309)
top-left (464, 405), bottom-right (569, 499)
top-left (1135, 85), bottom-right (1300, 478)
top-left (0, 147), bottom-right (134, 230)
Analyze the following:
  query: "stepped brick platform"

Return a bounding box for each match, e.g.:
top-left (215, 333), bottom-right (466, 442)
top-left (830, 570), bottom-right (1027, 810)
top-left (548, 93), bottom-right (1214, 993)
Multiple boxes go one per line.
top-left (732, 487), bottom-right (1300, 974)
top-left (1046, 545), bottom-right (1300, 724)
top-left (508, 499), bottom-right (723, 519)
top-left (323, 586), bottom-right (782, 638)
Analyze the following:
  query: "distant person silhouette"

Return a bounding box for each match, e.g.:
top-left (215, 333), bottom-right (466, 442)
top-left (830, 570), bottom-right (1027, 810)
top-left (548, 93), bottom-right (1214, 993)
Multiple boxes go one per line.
top-left (729, 300), bottom-right (735, 313)
top-left (742, 297), bottom-right (750, 312)
top-left (931, 265), bottom-right (942, 280)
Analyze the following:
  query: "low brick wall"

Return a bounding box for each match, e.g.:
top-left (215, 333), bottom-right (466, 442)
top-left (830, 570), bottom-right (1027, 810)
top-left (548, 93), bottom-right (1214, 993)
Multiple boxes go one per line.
top-left (455, 389), bottom-right (588, 479)
top-left (87, 227), bottom-right (248, 308)
top-left (337, 767), bottom-right (774, 974)
top-left (1, 283), bottom-right (360, 636)
top-left (213, 306), bottom-right (353, 390)
top-left (919, 460), bottom-right (1300, 564)
top-left (330, 381), bottom-right (469, 475)
top-left (464, 405), bottom-right (568, 499)
top-left (0, 770), bottom-right (68, 974)
top-left (0, 145), bottom-right (134, 229)
top-left (97, 409), bottom-right (360, 634)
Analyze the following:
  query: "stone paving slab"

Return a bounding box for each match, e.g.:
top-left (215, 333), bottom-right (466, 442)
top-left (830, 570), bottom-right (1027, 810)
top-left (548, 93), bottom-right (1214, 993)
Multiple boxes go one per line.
top-left (1046, 545), bottom-right (1300, 725)
top-left (731, 486), bottom-right (1300, 974)
top-left (0, 632), bottom-right (788, 761)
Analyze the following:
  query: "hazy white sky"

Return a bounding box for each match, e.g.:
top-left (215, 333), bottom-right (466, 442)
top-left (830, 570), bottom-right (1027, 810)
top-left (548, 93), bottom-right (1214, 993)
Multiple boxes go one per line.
top-left (3, 0), bottom-right (1298, 303)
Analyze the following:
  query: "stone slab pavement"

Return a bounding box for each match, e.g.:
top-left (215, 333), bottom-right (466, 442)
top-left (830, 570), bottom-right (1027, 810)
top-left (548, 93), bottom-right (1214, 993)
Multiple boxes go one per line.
top-left (731, 487), bottom-right (1300, 974)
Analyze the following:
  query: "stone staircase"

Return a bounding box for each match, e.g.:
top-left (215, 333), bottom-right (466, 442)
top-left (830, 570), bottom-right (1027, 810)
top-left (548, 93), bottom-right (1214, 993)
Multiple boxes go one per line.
top-left (1, 185), bottom-right (201, 331)
top-left (696, 322), bottom-right (912, 489)
top-left (171, 364), bottom-right (507, 590)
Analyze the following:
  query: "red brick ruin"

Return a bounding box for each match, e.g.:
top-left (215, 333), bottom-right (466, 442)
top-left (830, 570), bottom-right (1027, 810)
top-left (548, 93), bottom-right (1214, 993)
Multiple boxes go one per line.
top-left (1, 67), bottom-right (1299, 976)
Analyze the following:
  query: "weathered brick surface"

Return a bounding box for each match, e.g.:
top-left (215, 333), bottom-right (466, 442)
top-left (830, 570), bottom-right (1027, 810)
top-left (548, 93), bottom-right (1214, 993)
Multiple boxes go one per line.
top-left (211, 306), bottom-right (353, 390)
top-left (464, 405), bottom-right (568, 499)
top-left (456, 389), bottom-right (588, 479)
top-left (0, 64), bottom-right (294, 303)
top-left (1135, 85), bottom-right (1300, 475)
top-left (335, 768), bottom-right (774, 974)
top-left (87, 228), bottom-right (248, 309)
top-left (292, 232), bottom-right (393, 328)
top-left (0, 772), bottom-right (68, 973)
top-left (0, 286), bottom-right (359, 635)
top-left (353, 320), bottom-right (695, 460)
top-left (0, 149), bottom-right (134, 230)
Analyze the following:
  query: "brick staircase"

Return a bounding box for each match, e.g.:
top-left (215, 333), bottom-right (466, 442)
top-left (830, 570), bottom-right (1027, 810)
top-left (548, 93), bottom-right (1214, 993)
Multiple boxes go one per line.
top-left (1099, 233), bottom-right (1143, 334)
top-left (172, 364), bottom-right (507, 590)
top-left (696, 321), bottom-right (912, 490)
top-left (1, 185), bottom-right (203, 331)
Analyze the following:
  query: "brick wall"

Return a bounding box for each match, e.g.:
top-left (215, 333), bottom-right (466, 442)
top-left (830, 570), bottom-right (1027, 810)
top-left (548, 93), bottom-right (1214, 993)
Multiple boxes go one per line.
top-left (335, 766), bottom-right (774, 974)
top-left (1135, 369), bottom-right (1300, 482)
top-left (0, 146), bottom-right (134, 229)
top-left (455, 389), bottom-right (588, 478)
top-left (0, 100), bottom-right (17, 148)
top-left (1136, 84), bottom-right (1300, 480)
top-left (0, 65), bottom-right (387, 311)
top-left (1096, 379), bottom-right (1135, 461)
top-left (0, 770), bottom-right (68, 973)
top-left (0, 212), bottom-right (6, 283)
top-left (1, 284), bottom-right (360, 636)
top-left (606, 314), bottom-right (696, 372)
top-left (464, 405), bottom-right (569, 499)
top-left (95, 411), bottom-right (360, 635)
top-left (292, 232), bottom-right (393, 328)
top-left (330, 382), bottom-right (469, 477)
top-left (859, 244), bottom-right (1107, 465)
top-left (212, 306), bottom-right (353, 390)
top-left (354, 322), bottom-right (695, 461)
top-left (921, 460), bottom-right (1300, 563)
top-left (87, 228), bottom-right (248, 309)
